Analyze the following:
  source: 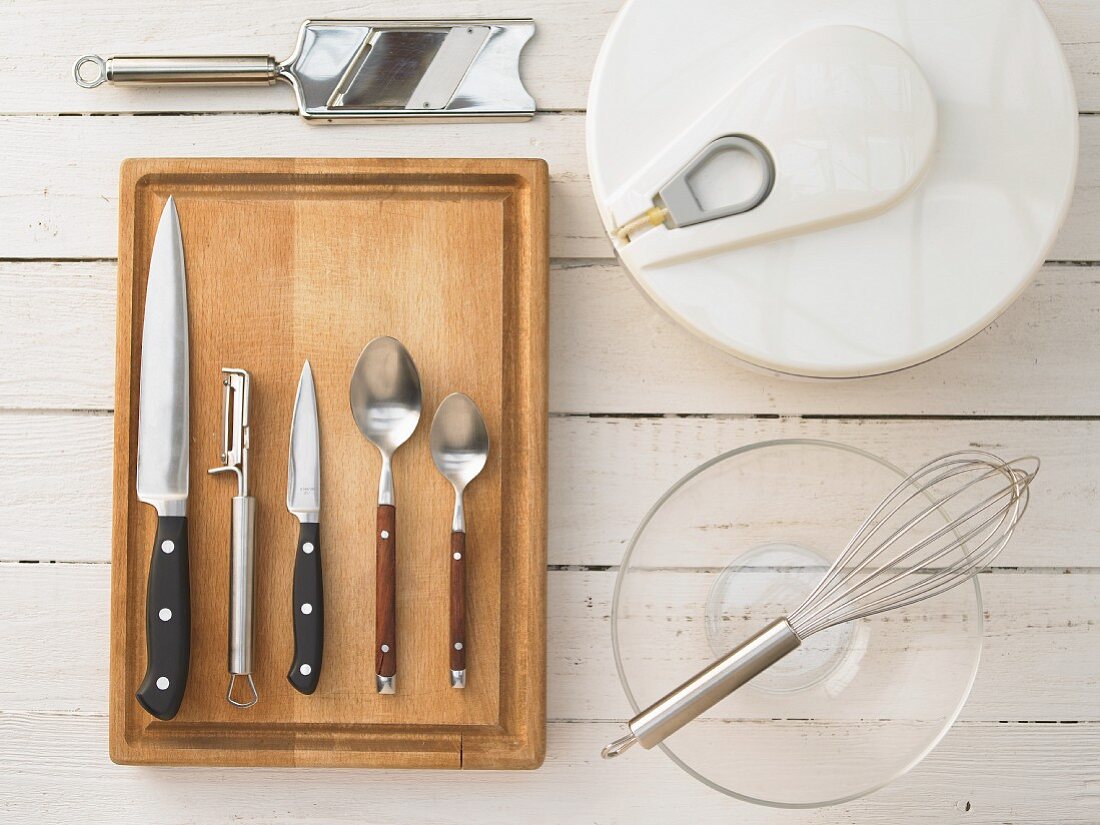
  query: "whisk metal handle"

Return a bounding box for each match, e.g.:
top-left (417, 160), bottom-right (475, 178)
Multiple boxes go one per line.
top-left (604, 618), bottom-right (800, 757)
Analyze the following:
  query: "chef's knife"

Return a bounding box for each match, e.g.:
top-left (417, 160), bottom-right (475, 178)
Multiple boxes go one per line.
top-left (287, 360), bottom-right (323, 694)
top-left (134, 196), bottom-right (191, 721)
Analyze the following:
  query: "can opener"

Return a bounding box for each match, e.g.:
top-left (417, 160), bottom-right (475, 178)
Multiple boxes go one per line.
top-left (607, 26), bottom-right (938, 269)
top-left (73, 18), bottom-right (536, 121)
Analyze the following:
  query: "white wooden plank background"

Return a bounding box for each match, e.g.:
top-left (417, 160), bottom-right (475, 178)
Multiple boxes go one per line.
top-left (1, 1), bottom-right (1098, 823)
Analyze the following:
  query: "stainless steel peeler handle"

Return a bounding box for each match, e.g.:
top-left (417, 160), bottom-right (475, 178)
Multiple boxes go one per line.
top-left (207, 367), bottom-right (258, 708)
top-left (226, 494), bottom-right (258, 708)
top-left (602, 618), bottom-right (800, 758)
top-left (74, 54), bottom-right (278, 88)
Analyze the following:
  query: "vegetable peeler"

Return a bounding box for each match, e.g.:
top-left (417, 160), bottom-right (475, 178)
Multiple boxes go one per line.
top-left (208, 368), bottom-right (258, 709)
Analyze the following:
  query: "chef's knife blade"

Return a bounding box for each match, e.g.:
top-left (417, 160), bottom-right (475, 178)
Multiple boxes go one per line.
top-left (134, 196), bottom-right (191, 721)
top-left (287, 360), bottom-right (323, 694)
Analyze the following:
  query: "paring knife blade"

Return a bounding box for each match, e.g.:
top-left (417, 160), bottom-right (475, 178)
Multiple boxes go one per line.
top-left (134, 196), bottom-right (191, 721)
top-left (287, 360), bottom-right (323, 694)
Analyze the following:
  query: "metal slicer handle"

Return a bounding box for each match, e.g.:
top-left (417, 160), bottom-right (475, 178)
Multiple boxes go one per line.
top-left (74, 54), bottom-right (278, 88)
top-left (226, 495), bottom-right (258, 708)
top-left (602, 618), bottom-right (800, 758)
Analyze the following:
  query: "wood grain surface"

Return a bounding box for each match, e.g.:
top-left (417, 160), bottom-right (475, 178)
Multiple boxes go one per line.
top-left (108, 158), bottom-right (548, 768)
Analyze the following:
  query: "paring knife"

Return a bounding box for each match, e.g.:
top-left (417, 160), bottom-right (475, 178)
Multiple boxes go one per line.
top-left (134, 196), bottom-right (191, 721)
top-left (287, 360), bottom-right (323, 694)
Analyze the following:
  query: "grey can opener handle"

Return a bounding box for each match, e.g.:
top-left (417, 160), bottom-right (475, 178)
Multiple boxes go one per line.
top-left (613, 135), bottom-right (776, 241)
top-left (659, 135), bottom-right (776, 228)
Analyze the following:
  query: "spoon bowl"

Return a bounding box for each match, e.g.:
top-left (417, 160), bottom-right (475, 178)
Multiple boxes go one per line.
top-left (350, 337), bottom-right (423, 456)
top-left (431, 393), bottom-right (490, 495)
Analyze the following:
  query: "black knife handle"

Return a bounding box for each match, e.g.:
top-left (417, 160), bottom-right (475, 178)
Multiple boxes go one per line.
top-left (135, 515), bottom-right (191, 720)
top-left (288, 521), bottom-right (323, 694)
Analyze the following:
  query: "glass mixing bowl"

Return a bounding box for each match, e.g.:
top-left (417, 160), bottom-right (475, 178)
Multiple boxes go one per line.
top-left (611, 440), bottom-right (983, 807)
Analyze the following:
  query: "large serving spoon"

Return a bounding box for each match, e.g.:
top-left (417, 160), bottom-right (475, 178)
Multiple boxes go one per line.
top-left (350, 336), bottom-right (422, 694)
top-left (430, 393), bottom-right (489, 689)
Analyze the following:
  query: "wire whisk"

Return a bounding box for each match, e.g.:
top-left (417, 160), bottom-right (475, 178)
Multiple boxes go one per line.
top-left (602, 450), bottom-right (1038, 759)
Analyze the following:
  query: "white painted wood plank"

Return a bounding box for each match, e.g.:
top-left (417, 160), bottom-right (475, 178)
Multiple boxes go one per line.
top-left (2, 563), bottom-right (1096, 722)
top-left (0, 710), bottom-right (1096, 824)
top-left (547, 570), bottom-right (1100, 723)
top-left (0, 263), bottom-right (115, 410)
top-left (0, 114), bottom-right (603, 258)
top-left (2, 414), bottom-right (1094, 567)
top-left (1041, 0), bottom-right (1100, 112)
top-left (0, 114), bottom-right (1096, 261)
top-left (5, 0), bottom-right (1099, 115)
top-left (547, 416), bottom-right (1098, 568)
top-left (0, 413), bottom-right (113, 562)
top-left (549, 263), bottom-right (1100, 415)
top-left (5, 262), bottom-right (1100, 416)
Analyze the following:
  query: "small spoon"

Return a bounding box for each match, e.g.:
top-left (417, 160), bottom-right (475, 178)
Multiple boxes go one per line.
top-left (430, 392), bottom-right (489, 689)
top-left (350, 336), bottom-right (422, 694)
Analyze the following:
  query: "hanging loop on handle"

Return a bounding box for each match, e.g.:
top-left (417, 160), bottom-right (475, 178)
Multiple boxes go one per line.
top-left (226, 673), bottom-right (259, 709)
top-left (73, 55), bottom-right (107, 88)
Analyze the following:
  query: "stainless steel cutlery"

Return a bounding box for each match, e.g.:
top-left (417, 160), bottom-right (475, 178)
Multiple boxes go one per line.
top-left (430, 393), bottom-right (489, 689)
top-left (287, 361), bottom-right (324, 694)
top-left (349, 336), bottom-right (423, 694)
top-left (134, 196), bottom-right (192, 721)
top-left (133, 220), bottom-right (482, 708)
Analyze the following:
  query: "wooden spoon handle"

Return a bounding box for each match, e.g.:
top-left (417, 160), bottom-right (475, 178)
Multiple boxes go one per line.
top-left (376, 504), bottom-right (397, 693)
top-left (450, 530), bottom-right (467, 686)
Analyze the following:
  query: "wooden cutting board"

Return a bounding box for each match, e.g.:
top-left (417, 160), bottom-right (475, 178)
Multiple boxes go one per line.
top-left (109, 158), bottom-right (548, 768)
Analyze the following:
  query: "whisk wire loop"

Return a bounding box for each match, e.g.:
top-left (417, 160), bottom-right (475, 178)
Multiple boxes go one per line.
top-left (791, 455), bottom-right (988, 620)
top-left (796, 493), bottom-right (1022, 637)
top-left (787, 453), bottom-right (1036, 639)
top-left (810, 468), bottom-right (1019, 610)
